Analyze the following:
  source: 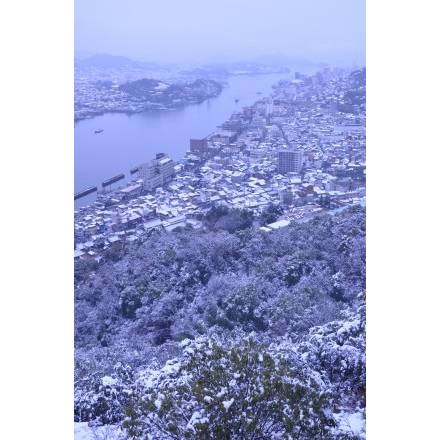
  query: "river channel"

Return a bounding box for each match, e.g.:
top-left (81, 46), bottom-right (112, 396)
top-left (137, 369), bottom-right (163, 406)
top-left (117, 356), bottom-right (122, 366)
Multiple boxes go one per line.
top-left (74, 72), bottom-right (298, 210)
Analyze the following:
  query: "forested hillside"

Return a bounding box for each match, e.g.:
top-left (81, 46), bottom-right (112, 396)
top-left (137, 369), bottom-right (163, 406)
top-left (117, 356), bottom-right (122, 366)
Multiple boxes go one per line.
top-left (74, 205), bottom-right (366, 438)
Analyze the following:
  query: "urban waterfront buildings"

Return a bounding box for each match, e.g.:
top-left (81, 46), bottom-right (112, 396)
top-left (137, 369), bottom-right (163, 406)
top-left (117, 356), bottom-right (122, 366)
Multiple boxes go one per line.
top-left (74, 66), bottom-right (366, 261)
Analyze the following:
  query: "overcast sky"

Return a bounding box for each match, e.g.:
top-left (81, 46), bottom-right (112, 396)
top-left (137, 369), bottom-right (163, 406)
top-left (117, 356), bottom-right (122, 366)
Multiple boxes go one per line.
top-left (74, 0), bottom-right (365, 66)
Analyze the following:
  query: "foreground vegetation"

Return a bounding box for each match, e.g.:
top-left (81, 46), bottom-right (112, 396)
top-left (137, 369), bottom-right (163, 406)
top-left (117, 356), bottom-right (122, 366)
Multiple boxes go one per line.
top-left (74, 205), bottom-right (366, 438)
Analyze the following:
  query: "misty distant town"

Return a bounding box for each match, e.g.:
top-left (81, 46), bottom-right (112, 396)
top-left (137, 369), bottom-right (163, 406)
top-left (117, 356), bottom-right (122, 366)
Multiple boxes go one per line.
top-left (74, 65), bottom-right (366, 261)
top-left (74, 55), bottom-right (289, 121)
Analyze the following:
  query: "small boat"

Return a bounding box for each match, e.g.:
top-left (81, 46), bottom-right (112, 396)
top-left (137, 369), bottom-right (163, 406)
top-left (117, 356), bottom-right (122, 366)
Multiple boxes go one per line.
top-left (235, 98), bottom-right (239, 103)
top-left (95, 128), bottom-right (104, 134)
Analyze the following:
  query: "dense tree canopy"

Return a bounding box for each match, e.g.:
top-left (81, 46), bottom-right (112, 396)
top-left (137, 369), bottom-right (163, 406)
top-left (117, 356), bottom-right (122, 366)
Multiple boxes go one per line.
top-left (74, 206), bottom-right (366, 438)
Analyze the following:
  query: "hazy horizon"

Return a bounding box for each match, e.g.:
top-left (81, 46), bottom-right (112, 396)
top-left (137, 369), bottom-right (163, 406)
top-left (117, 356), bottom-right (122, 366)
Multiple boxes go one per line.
top-left (74, 0), bottom-right (365, 68)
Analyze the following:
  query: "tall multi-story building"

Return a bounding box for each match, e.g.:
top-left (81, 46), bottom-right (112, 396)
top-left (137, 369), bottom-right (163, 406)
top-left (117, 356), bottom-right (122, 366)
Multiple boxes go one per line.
top-left (277, 149), bottom-right (303, 174)
top-left (241, 106), bottom-right (254, 120)
top-left (156, 153), bottom-right (175, 181)
top-left (189, 138), bottom-right (208, 158)
top-left (221, 116), bottom-right (242, 132)
top-left (138, 153), bottom-right (175, 191)
top-left (210, 129), bottom-right (238, 146)
top-left (249, 115), bottom-right (266, 130)
top-left (329, 100), bottom-right (338, 115)
top-left (265, 100), bottom-right (273, 117)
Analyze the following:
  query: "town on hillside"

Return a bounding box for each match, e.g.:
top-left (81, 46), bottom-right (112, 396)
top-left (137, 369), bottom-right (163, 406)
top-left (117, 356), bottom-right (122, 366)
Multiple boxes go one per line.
top-left (74, 67), bottom-right (366, 261)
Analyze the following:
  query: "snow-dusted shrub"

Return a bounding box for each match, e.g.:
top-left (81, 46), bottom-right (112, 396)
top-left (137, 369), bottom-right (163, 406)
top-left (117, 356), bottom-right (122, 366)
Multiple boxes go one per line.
top-left (123, 335), bottom-right (337, 439)
top-left (297, 292), bottom-right (366, 408)
top-left (74, 363), bottom-right (134, 426)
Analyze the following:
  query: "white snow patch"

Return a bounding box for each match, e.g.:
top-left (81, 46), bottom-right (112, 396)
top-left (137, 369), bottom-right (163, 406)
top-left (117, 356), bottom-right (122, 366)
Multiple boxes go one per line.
top-left (187, 411), bottom-right (208, 430)
top-left (334, 411), bottom-right (366, 436)
top-left (154, 393), bottom-right (165, 411)
top-left (216, 387), bottom-right (227, 398)
top-left (162, 360), bottom-right (181, 374)
top-left (101, 376), bottom-right (117, 386)
top-left (74, 422), bottom-right (124, 440)
top-left (155, 82), bottom-right (169, 90)
top-left (222, 398), bottom-right (234, 411)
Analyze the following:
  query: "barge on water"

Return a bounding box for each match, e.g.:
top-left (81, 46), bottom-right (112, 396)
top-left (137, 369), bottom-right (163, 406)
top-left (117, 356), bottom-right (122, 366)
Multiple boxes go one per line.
top-left (74, 186), bottom-right (98, 200)
top-left (102, 173), bottom-right (125, 188)
top-left (130, 165), bottom-right (142, 175)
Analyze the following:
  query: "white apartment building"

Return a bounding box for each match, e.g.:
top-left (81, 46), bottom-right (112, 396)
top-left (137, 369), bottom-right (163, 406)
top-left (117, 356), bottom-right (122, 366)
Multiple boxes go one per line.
top-left (277, 149), bottom-right (303, 174)
top-left (138, 153), bottom-right (175, 191)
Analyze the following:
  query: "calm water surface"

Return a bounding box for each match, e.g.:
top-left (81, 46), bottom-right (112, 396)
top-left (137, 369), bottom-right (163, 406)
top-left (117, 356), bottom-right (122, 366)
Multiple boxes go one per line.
top-left (74, 72), bottom-right (293, 210)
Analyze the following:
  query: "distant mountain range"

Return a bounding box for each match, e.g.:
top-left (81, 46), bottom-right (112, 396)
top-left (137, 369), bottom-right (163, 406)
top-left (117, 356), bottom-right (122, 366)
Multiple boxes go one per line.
top-left (74, 53), bottom-right (172, 70)
top-left (248, 53), bottom-right (322, 68)
top-left (74, 53), bottom-right (325, 72)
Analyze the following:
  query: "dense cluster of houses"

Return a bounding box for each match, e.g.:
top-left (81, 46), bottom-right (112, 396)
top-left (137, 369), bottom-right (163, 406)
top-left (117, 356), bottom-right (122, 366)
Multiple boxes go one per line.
top-left (74, 68), bottom-right (366, 261)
